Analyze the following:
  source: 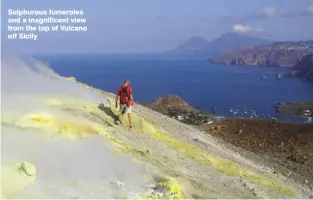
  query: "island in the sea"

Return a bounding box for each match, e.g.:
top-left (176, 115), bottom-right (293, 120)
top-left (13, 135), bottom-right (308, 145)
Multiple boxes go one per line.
top-left (208, 40), bottom-right (313, 80)
top-left (276, 100), bottom-right (313, 118)
top-left (210, 41), bottom-right (313, 67)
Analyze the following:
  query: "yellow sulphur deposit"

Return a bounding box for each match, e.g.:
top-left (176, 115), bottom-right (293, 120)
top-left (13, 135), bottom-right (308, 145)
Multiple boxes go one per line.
top-left (1, 162), bottom-right (36, 198)
top-left (15, 113), bottom-right (102, 140)
top-left (135, 119), bottom-right (297, 197)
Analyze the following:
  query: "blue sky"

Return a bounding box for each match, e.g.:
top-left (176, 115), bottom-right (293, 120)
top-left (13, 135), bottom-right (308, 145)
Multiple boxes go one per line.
top-left (2, 0), bottom-right (313, 54)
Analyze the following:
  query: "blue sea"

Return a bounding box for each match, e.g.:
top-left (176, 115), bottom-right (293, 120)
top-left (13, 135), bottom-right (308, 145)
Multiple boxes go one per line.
top-left (38, 53), bottom-right (313, 122)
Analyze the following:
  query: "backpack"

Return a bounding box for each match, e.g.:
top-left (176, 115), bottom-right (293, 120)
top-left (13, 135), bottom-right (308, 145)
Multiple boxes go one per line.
top-left (121, 86), bottom-right (130, 97)
top-left (119, 86), bottom-right (131, 104)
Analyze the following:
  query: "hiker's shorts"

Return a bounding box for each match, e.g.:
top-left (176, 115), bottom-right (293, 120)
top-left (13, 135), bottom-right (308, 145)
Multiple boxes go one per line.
top-left (120, 104), bottom-right (132, 114)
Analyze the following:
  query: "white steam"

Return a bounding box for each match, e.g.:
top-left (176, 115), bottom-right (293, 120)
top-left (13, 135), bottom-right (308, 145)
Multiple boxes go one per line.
top-left (1, 56), bottom-right (150, 198)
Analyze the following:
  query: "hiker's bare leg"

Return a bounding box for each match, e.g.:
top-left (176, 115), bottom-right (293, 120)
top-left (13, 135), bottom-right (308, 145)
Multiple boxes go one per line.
top-left (118, 113), bottom-right (122, 120)
top-left (118, 112), bottom-right (124, 123)
top-left (128, 113), bottom-right (132, 129)
top-left (117, 105), bottom-right (126, 123)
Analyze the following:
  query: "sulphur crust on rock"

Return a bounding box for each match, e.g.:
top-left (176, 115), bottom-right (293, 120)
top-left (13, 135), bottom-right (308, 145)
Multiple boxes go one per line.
top-left (1, 162), bottom-right (36, 198)
top-left (65, 76), bottom-right (76, 82)
top-left (14, 112), bottom-right (103, 140)
top-left (157, 177), bottom-right (185, 199)
top-left (139, 176), bottom-right (187, 199)
top-left (20, 161), bottom-right (37, 177)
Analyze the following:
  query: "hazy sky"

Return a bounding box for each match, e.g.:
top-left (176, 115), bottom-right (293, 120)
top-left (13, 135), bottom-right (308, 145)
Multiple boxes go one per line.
top-left (2, 0), bottom-right (313, 54)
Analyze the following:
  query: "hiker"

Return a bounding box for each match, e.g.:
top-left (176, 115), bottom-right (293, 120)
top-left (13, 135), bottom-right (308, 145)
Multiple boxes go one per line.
top-left (115, 79), bottom-right (134, 129)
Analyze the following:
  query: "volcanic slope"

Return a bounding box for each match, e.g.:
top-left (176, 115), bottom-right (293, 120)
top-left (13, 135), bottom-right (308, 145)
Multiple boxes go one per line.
top-left (1, 57), bottom-right (311, 199)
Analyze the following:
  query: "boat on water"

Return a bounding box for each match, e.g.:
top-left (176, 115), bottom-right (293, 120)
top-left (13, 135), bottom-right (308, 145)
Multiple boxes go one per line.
top-left (277, 72), bottom-right (282, 79)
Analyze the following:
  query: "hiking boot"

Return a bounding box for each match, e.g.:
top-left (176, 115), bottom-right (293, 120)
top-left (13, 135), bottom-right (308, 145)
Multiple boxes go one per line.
top-left (114, 117), bottom-right (123, 125)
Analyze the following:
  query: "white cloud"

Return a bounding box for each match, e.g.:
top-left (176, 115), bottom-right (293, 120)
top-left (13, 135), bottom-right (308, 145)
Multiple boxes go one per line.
top-left (262, 7), bottom-right (276, 18)
top-left (233, 24), bottom-right (263, 33)
top-left (308, 5), bottom-right (313, 13)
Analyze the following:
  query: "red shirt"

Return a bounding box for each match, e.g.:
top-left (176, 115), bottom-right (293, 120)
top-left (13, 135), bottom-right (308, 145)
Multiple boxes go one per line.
top-left (116, 86), bottom-right (133, 105)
